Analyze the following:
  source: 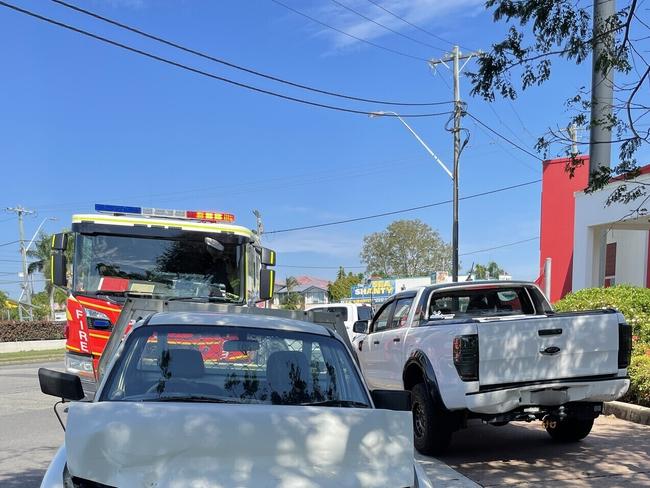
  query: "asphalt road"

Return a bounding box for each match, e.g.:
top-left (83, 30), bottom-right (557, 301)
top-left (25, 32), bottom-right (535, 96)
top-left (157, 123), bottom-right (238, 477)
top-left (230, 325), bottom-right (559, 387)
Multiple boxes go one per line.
top-left (1, 361), bottom-right (648, 488)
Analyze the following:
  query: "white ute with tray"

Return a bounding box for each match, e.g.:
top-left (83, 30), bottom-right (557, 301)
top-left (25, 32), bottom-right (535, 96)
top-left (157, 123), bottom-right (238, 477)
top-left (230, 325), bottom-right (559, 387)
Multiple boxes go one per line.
top-left (352, 281), bottom-right (632, 454)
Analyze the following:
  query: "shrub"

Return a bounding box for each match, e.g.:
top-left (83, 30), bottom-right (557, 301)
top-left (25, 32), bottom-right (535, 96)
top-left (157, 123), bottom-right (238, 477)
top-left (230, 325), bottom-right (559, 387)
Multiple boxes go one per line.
top-left (623, 353), bottom-right (650, 407)
top-left (554, 285), bottom-right (650, 344)
top-left (0, 321), bottom-right (65, 342)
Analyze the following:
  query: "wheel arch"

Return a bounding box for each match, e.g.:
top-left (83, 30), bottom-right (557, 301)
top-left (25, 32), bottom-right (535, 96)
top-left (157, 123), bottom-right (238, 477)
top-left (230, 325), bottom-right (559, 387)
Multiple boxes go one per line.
top-left (403, 350), bottom-right (449, 411)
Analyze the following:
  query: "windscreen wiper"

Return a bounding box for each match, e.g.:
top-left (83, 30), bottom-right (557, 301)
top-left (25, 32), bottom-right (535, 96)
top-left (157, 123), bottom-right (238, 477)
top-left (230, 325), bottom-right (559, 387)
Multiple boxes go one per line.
top-left (142, 395), bottom-right (234, 403)
top-left (300, 400), bottom-right (370, 408)
top-left (165, 296), bottom-right (231, 303)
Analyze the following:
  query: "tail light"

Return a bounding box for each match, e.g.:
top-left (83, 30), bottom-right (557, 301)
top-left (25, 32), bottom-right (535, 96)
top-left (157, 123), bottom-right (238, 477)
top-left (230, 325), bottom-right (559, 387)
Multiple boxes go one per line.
top-left (453, 334), bottom-right (479, 381)
top-left (618, 322), bottom-right (632, 369)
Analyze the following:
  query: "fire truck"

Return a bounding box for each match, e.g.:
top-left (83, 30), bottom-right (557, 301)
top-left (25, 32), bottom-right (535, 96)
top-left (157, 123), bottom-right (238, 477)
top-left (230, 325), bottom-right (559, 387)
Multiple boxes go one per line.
top-left (50, 204), bottom-right (276, 391)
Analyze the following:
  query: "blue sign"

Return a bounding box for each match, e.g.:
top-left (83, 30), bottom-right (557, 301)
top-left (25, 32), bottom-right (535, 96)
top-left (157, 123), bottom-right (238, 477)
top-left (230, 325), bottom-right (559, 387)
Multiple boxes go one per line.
top-left (350, 280), bottom-right (395, 300)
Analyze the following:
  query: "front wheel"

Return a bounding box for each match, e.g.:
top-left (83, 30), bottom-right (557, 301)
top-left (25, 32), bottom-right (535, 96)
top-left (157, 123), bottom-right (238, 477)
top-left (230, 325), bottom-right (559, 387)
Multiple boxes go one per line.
top-left (411, 383), bottom-right (452, 455)
top-left (545, 417), bottom-right (594, 442)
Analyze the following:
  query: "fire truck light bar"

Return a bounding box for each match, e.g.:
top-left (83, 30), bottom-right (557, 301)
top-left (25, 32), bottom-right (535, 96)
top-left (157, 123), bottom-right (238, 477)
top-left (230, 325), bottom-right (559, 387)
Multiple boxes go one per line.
top-left (95, 204), bottom-right (236, 223)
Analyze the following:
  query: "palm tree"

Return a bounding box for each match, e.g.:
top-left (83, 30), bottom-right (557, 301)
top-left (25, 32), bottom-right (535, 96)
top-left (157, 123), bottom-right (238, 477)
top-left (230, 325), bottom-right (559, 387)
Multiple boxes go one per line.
top-left (27, 232), bottom-right (54, 319)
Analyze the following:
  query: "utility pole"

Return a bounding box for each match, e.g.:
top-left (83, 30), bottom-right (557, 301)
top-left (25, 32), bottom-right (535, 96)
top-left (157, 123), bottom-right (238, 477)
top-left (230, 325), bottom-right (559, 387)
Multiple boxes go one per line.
top-left (589, 0), bottom-right (615, 286)
top-left (430, 46), bottom-right (481, 282)
top-left (6, 206), bottom-right (35, 320)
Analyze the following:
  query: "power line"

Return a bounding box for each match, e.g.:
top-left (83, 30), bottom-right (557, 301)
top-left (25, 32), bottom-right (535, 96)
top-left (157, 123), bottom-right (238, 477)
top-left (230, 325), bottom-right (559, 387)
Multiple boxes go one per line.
top-left (0, 240), bottom-right (20, 248)
top-left (269, 0), bottom-right (428, 62)
top-left (328, 0), bottom-right (446, 52)
top-left (364, 0), bottom-right (475, 52)
top-left (0, 1), bottom-right (449, 118)
top-left (265, 179), bottom-right (540, 234)
top-left (51, 0), bottom-right (451, 107)
top-left (460, 237), bottom-right (539, 256)
top-left (466, 112), bottom-right (544, 161)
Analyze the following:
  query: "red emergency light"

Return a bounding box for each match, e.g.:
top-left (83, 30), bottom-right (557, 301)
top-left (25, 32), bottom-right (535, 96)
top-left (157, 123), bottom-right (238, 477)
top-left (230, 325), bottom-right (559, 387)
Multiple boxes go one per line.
top-left (186, 211), bottom-right (236, 223)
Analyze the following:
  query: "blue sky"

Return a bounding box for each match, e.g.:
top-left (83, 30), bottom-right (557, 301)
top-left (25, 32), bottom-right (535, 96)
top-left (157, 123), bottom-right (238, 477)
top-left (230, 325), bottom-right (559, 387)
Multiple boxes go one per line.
top-left (0, 0), bottom-right (608, 298)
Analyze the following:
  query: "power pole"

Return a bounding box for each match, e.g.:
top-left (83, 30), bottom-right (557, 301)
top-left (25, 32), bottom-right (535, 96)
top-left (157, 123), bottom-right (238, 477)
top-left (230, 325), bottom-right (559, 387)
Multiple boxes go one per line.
top-left (589, 0), bottom-right (615, 286)
top-left (430, 46), bottom-right (481, 282)
top-left (6, 206), bottom-right (35, 320)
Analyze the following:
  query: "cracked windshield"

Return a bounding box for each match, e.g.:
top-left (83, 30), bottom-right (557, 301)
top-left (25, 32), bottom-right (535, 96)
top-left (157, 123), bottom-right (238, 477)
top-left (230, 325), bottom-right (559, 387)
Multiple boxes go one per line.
top-left (74, 234), bottom-right (242, 301)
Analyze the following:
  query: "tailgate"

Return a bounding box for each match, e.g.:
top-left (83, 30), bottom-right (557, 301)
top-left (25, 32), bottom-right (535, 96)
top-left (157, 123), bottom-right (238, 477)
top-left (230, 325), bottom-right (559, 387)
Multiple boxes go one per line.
top-left (478, 311), bottom-right (620, 387)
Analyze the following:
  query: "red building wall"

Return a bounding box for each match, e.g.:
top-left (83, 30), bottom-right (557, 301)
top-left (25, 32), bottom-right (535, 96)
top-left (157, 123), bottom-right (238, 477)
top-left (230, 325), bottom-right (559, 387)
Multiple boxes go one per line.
top-left (539, 155), bottom-right (589, 302)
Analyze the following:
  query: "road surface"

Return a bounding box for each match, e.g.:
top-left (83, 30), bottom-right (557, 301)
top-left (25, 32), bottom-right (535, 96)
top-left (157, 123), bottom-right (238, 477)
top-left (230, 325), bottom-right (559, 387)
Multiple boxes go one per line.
top-left (1, 360), bottom-right (647, 487)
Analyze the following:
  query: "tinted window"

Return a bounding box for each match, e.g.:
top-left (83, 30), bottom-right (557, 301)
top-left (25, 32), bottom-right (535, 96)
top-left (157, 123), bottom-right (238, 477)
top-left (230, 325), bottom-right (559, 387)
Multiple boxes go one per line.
top-left (429, 287), bottom-right (534, 318)
top-left (389, 298), bottom-right (413, 329)
top-left (101, 325), bottom-right (369, 407)
top-left (357, 306), bottom-right (372, 321)
top-left (310, 307), bottom-right (348, 321)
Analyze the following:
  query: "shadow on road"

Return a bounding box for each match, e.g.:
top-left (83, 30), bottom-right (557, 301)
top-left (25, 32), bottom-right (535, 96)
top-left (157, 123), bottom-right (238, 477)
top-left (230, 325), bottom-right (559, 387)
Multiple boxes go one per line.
top-left (437, 418), bottom-right (650, 487)
top-left (0, 467), bottom-right (45, 488)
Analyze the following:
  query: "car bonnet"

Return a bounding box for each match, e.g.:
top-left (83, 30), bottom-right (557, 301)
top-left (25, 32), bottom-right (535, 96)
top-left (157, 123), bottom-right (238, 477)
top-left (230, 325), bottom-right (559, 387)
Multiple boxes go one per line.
top-left (65, 402), bottom-right (414, 488)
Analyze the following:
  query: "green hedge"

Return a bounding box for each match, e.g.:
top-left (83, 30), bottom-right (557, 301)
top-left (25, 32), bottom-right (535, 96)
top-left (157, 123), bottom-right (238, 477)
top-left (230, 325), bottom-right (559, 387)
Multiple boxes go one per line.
top-left (555, 285), bottom-right (650, 406)
top-left (0, 321), bottom-right (65, 342)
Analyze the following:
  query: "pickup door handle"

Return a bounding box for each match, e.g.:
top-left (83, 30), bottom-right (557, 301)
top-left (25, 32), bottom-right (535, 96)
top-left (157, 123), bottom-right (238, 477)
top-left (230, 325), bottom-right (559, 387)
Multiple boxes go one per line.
top-left (538, 328), bottom-right (562, 336)
top-left (392, 337), bottom-right (401, 342)
top-left (373, 340), bottom-right (380, 345)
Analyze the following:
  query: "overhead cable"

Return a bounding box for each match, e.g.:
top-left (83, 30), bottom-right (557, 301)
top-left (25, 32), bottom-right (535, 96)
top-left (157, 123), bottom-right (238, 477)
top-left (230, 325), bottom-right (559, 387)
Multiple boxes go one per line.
top-left (269, 0), bottom-right (428, 62)
top-left (265, 179), bottom-right (540, 234)
top-left (460, 237), bottom-right (539, 256)
top-left (0, 1), bottom-right (448, 118)
top-left (364, 0), bottom-right (476, 52)
top-left (51, 0), bottom-right (451, 107)
top-left (466, 112), bottom-right (544, 161)
top-left (328, 0), bottom-right (446, 52)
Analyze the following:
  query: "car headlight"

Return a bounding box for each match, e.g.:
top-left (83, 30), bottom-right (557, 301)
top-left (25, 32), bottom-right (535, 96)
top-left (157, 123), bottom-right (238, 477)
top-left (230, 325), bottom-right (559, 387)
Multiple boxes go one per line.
top-left (83, 308), bottom-right (112, 328)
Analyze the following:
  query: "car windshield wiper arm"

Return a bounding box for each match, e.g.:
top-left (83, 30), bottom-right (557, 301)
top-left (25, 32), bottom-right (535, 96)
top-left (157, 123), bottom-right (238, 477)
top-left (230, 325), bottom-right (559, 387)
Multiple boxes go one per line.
top-left (142, 395), bottom-right (233, 403)
top-left (165, 296), bottom-right (230, 303)
top-left (300, 400), bottom-right (370, 408)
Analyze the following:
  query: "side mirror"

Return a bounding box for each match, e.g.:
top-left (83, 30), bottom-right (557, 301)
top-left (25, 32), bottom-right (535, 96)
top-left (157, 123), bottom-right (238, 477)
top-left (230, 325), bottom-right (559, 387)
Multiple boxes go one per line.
top-left (352, 320), bottom-right (368, 334)
top-left (51, 253), bottom-right (67, 288)
top-left (259, 268), bottom-right (275, 301)
top-left (38, 368), bottom-right (85, 401)
top-left (371, 390), bottom-right (411, 411)
top-left (260, 248), bottom-right (276, 266)
top-left (52, 233), bottom-right (68, 251)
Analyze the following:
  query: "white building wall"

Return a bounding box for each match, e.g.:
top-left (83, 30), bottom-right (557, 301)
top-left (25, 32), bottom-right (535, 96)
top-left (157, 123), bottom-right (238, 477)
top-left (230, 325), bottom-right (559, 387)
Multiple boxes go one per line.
top-left (573, 172), bottom-right (650, 291)
top-left (606, 230), bottom-right (648, 286)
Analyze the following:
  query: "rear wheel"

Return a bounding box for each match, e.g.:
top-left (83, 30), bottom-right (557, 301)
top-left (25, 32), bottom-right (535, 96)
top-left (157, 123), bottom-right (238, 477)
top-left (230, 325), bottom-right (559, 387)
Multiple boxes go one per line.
top-left (545, 417), bottom-right (594, 442)
top-left (411, 383), bottom-right (452, 455)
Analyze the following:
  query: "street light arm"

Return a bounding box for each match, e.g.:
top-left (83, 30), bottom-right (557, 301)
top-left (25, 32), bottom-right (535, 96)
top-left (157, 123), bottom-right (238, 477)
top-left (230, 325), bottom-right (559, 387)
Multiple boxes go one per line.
top-left (25, 217), bottom-right (56, 253)
top-left (382, 111), bottom-right (454, 180)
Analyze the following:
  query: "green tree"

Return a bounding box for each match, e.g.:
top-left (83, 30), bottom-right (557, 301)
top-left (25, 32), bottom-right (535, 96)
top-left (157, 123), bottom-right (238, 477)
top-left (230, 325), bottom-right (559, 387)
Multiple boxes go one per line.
top-left (328, 267), bottom-right (363, 302)
top-left (281, 276), bottom-right (303, 310)
top-left (0, 290), bottom-right (18, 320)
top-left (360, 220), bottom-right (451, 277)
top-left (27, 232), bottom-right (56, 318)
top-left (471, 1), bottom-right (648, 207)
top-left (474, 261), bottom-right (505, 280)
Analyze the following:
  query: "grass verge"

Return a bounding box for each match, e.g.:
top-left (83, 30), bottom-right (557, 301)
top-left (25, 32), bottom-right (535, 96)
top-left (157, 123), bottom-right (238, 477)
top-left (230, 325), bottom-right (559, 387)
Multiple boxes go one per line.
top-left (0, 348), bottom-right (65, 365)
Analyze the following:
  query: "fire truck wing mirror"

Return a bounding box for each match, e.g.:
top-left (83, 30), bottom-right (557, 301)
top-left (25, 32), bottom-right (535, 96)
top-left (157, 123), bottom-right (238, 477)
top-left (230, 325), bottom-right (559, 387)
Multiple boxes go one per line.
top-left (52, 233), bottom-right (68, 251)
top-left (260, 248), bottom-right (276, 266)
top-left (51, 253), bottom-right (67, 288)
top-left (38, 368), bottom-right (84, 401)
top-left (259, 268), bottom-right (275, 301)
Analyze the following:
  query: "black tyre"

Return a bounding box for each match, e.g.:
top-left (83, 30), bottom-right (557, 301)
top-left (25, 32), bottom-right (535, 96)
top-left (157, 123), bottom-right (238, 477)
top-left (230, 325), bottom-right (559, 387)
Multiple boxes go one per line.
top-left (411, 383), bottom-right (452, 455)
top-left (545, 417), bottom-right (594, 442)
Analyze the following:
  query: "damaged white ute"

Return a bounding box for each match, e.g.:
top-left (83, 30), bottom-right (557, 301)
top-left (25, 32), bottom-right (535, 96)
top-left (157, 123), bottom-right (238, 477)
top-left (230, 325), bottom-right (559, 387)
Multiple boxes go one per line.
top-left (38, 312), bottom-right (432, 488)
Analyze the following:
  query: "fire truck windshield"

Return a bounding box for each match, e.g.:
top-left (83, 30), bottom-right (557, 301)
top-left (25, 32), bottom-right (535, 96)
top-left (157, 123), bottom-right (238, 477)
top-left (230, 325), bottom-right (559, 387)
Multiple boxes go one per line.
top-left (73, 233), bottom-right (243, 302)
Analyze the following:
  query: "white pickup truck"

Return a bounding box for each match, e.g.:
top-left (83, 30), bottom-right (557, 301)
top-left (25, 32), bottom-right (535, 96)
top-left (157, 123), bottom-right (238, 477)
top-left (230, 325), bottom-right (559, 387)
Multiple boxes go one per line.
top-left (352, 281), bottom-right (632, 454)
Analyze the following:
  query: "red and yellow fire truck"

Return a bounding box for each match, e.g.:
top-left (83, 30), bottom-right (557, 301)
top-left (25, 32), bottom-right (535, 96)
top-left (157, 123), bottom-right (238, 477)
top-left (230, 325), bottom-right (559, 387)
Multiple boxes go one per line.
top-left (50, 204), bottom-right (276, 387)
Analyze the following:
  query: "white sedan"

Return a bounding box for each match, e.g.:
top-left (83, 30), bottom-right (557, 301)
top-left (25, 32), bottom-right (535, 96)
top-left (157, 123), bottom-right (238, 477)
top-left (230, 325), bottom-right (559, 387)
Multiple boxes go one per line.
top-left (39, 311), bottom-right (433, 488)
